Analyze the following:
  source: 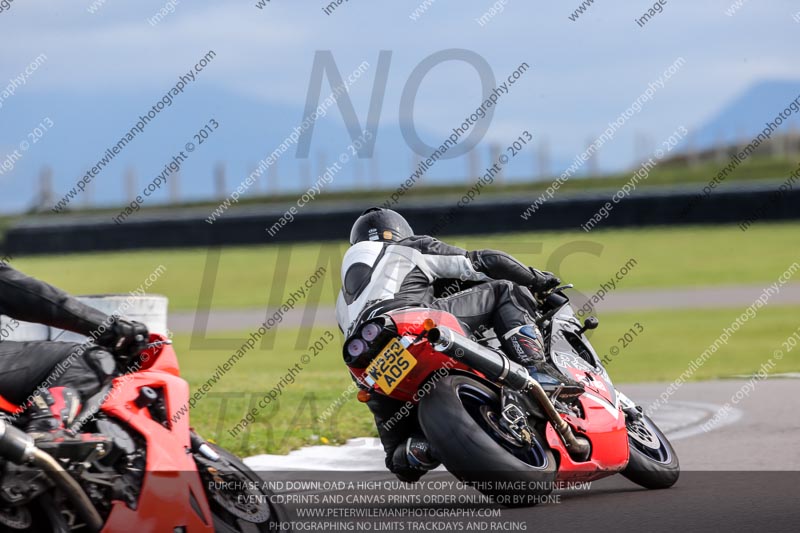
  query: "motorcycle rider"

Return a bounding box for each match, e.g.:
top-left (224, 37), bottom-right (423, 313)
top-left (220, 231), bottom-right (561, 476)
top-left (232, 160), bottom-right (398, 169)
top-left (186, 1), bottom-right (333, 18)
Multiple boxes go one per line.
top-left (336, 207), bottom-right (583, 482)
top-left (0, 262), bottom-right (148, 437)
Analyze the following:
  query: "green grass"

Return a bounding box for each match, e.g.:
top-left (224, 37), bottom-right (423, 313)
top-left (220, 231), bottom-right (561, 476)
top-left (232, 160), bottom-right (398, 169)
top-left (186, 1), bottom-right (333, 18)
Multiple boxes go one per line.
top-left (10, 221), bottom-right (800, 311)
top-left (176, 326), bottom-right (374, 456)
top-left (587, 306), bottom-right (800, 382)
top-left (181, 305), bottom-right (800, 456)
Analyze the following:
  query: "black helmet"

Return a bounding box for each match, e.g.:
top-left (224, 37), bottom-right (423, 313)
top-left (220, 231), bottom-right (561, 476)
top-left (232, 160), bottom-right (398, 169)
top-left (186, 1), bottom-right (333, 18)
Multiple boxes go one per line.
top-left (350, 207), bottom-right (413, 244)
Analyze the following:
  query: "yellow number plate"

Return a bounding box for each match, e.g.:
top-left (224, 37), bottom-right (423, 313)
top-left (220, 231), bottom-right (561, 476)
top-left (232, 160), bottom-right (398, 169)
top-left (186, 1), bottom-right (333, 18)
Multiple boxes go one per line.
top-left (364, 338), bottom-right (417, 394)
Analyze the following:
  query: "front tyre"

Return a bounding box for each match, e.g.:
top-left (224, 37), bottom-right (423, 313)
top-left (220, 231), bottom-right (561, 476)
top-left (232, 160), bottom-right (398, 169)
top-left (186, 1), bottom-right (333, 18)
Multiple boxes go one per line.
top-left (417, 375), bottom-right (557, 507)
top-left (621, 414), bottom-right (680, 489)
top-left (195, 442), bottom-right (285, 532)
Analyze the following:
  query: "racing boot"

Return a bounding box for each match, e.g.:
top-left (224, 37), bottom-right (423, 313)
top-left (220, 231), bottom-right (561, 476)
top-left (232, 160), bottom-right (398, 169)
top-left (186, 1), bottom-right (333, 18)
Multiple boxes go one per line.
top-left (24, 387), bottom-right (108, 461)
top-left (501, 325), bottom-right (584, 396)
top-left (25, 387), bottom-right (81, 434)
top-left (391, 436), bottom-right (440, 483)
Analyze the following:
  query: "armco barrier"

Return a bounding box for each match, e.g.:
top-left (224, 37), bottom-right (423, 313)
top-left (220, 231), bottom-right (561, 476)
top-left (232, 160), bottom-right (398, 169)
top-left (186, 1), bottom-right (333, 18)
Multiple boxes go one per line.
top-left (3, 183), bottom-right (799, 255)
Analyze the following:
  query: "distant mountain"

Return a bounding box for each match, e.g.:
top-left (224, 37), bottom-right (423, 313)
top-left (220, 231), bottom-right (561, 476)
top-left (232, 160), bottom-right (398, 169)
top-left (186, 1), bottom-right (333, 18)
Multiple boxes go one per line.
top-left (687, 80), bottom-right (800, 150)
top-left (0, 86), bottom-right (543, 214)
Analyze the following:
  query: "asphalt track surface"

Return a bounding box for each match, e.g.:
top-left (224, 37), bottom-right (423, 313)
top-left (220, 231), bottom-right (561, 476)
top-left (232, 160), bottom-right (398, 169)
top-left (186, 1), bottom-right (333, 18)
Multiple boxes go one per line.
top-left (168, 282), bottom-right (800, 333)
top-left (252, 380), bottom-right (800, 532)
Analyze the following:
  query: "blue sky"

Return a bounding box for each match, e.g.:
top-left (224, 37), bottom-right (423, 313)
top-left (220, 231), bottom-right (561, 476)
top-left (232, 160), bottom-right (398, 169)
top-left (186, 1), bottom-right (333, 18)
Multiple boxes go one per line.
top-left (0, 0), bottom-right (798, 213)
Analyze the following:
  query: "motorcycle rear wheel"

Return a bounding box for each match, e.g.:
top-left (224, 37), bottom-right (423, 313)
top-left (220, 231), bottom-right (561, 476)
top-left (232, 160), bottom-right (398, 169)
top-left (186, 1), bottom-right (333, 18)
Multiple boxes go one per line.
top-left (418, 374), bottom-right (557, 507)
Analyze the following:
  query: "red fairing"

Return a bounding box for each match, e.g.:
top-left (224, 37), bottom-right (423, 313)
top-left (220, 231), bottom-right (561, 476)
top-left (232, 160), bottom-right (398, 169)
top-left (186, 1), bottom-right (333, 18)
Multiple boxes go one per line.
top-left (348, 309), bottom-right (475, 403)
top-left (387, 309), bottom-right (464, 337)
top-left (565, 367), bottom-right (616, 406)
top-left (546, 393), bottom-right (629, 482)
top-left (0, 334), bottom-right (215, 530)
top-left (100, 334), bottom-right (214, 531)
top-left (0, 394), bottom-right (17, 413)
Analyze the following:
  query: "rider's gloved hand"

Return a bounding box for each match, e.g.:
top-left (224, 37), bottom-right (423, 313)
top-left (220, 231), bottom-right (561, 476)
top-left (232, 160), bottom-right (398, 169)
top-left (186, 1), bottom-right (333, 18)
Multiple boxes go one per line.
top-left (529, 268), bottom-right (560, 295)
top-left (97, 317), bottom-right (149, 360)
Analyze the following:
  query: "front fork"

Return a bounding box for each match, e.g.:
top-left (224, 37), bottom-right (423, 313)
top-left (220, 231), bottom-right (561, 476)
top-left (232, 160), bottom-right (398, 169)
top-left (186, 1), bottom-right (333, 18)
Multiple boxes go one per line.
top-left (616, 389), bottom-right (644, 421)
top-left (190, 431), bottom-right (221, 461)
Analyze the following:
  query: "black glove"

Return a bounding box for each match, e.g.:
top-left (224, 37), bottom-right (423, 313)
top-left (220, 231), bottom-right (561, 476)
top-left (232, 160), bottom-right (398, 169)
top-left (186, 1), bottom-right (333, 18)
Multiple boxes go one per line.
top-left (97, 317), bottom-right (149, 359)
top-left (529, 268), bottom-right (560, 294)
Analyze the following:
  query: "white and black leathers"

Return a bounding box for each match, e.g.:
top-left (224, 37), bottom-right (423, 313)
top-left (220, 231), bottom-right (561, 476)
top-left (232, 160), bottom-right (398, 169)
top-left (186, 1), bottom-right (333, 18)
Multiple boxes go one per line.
top-left (336, 234), bottom-right (552, 337)
top-left (336, 235), bottom-right (488, 335)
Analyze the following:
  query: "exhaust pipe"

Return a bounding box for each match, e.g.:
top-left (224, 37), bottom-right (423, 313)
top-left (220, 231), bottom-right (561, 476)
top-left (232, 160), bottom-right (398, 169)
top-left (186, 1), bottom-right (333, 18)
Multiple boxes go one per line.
top-left (429, 326), bottom-right (591, 462)
top-left (0, 420), bottom-right (104, 532)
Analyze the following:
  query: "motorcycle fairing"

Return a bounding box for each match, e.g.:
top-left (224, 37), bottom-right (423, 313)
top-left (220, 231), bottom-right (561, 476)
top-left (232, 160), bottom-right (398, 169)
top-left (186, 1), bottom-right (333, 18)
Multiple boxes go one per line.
top-left (549, 307), bottom-right (618, 407)
top-left (348, 308), bottom-right (476, 403)
top-left (99, 338), bottom-right (214, 531)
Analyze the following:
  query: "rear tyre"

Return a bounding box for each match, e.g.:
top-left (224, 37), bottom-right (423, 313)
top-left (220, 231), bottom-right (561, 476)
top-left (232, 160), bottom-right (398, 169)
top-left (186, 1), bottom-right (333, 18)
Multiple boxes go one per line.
top-left (418, 375), bottom-right (557, 507)
top-left (621, 414), bottom-right (680, 489)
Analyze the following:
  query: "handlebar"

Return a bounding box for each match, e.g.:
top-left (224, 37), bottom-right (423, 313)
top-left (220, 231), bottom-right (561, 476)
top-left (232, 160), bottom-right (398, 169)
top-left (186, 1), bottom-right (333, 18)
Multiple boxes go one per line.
top-left (534, 283), bottom-right (573, 301)
top-left (535, 283), bottom-right (574, 322)
top-left (551, 283), bottom-right (574, 293)
top-left (145, 340), bottom-right (172, 347)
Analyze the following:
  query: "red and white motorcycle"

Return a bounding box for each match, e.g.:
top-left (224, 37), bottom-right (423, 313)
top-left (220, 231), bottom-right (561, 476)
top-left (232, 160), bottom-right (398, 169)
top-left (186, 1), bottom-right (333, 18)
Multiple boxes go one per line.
top-left (342, 283), bottom-right (679, 504)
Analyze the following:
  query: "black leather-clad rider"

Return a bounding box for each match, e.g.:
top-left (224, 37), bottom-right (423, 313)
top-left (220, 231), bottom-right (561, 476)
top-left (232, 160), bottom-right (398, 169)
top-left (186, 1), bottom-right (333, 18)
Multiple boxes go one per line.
top-left (0, 263), bottom-right (148, 438)
top-left (336, 207), bottom-right (582, 482)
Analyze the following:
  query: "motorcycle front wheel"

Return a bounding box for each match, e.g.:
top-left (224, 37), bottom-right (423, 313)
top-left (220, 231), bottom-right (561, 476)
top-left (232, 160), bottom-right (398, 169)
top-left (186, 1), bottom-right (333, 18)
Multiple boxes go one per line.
top-left (195, 442), bottom-right (286, 532)
top-left (418, 374), bottom-right (557, 507)
top-left (621, 414), bottom-right (680, 489)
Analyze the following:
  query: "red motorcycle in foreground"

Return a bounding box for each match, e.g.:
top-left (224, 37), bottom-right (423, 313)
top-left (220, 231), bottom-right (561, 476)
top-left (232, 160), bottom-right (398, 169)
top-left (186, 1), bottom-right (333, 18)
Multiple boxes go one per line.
top-left (0, 334), bottom-right (280, 532)
top-left (344, 284), bottom-right (679, 504)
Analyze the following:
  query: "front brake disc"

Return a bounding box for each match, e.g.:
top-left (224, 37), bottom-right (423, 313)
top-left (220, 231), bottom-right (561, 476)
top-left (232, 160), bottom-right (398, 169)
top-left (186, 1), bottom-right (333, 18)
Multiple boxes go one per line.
top-left (627, 419), bottom-right (661, 449)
